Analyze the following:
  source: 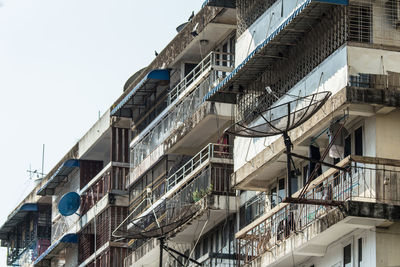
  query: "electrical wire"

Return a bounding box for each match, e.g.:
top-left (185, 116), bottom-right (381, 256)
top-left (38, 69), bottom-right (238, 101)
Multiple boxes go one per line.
top-left (185, 217), bottom-right (209, 267)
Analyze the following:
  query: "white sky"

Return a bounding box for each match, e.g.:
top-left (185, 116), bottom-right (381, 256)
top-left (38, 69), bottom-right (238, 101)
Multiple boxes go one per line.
top-left (0, 0), bottom-right (201, 264)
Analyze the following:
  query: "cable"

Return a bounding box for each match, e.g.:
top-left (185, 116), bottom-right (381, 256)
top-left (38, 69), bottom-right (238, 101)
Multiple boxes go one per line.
top-left (185, 217), bottom-right (209, 267)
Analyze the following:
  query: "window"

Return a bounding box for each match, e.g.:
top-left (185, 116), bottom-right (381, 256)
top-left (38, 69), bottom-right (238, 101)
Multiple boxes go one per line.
top-left (344, 135), bottom-right (351, 157)
top-left (355, 127), bottom-right (363, 156)
top-left (278, 178), bottom-right (285, 203)
top-left (358, 238), bottom-right (363, 266)
top-left (271, 187), bottom-right (277, 208)
top-left (290, 170), bottom-right (299, 195)
top-left (344, 244), bottom-right (352, 267)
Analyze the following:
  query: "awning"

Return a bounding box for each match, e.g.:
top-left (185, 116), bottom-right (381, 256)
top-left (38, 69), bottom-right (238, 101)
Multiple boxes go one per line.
top-left (34, 234), bottom-right (78, 265)
top-left (202, 0), bottom-right (235, 8)
top-left (111, 69), bottom-right (170, 118)
top-left (37, 159), bottom-right (80, 196)
top-left (203, 0), bottom-right (348, 103)
top-left (0, 203), bottom-right (38, 240)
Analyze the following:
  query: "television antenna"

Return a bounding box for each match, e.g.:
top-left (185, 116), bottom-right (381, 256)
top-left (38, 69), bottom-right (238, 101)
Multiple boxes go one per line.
top-left (227, 89), bottom-right (345, 205)
top-left (26, 144), bottom-right (46, 181)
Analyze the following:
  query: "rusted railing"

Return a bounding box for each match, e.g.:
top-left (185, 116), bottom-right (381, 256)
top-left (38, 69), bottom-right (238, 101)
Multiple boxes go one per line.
top-left (237, 155), bottom-right (400, 265)
top-left (80, 163), bottom-right (129, 215)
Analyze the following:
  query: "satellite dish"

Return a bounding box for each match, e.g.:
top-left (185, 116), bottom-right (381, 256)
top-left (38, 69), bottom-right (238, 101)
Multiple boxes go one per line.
top-left (58, 192), bottom-right (80, 216)
top-left (228, 91), bottom-right (332, 199)
top-left (227, 91), bottom-right (331, 137)
top-left (113, 200), bottom-right (200, 267)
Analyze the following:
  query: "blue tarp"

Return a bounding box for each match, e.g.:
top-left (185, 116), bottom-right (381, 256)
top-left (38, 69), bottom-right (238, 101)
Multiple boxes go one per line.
top-left (34, 234), bottom-right (78, 265)
top-left (111, 69), bottom-right (170, 117)
top-left (37, 159), bottom-right (80, 196)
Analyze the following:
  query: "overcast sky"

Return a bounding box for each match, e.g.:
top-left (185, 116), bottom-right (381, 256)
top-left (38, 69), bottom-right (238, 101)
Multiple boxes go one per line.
top-left (0, 0), bottom-right (201, 263)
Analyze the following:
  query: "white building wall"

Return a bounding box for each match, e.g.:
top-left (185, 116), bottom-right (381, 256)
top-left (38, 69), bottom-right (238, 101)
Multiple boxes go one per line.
top-left (234, 45), bottom-right (348, 171)
top-left (51, 169), bottom-right (80, 242)
top-left (235, 0), bottom-right (305, 65)
top-left (348, 47), bottom-right (400, 76)
top-left (301, 229), bottom-right (376, 267)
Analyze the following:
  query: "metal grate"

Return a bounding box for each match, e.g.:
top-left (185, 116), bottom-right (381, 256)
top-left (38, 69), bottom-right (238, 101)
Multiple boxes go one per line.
top-left (237, 0), bottom-right (276, 36)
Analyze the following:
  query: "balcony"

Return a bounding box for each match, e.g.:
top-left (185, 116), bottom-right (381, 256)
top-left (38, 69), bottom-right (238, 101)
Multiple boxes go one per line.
top-left (80, 161), bottom-right (129, 215)
top-left (129, 143), bottom-right (233, 221)
top-left (123, 164), bottom-right (236, 266)
top-left (128, 52), bottom-right (234, 186)
top-left (167, 166), bottom-right (236, 243)
top-left (236, 155), bottom-right (400, 266)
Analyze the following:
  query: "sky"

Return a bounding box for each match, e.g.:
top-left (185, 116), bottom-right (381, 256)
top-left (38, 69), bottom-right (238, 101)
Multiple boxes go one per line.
top-left (0, 0), bottom-right (201, 264)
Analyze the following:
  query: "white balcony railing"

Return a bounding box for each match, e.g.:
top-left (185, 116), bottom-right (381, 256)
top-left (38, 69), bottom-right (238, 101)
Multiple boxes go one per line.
top-left (130, 52), bottom-right (234, 173)
top-left (168, 51), bottom-right (234, 105)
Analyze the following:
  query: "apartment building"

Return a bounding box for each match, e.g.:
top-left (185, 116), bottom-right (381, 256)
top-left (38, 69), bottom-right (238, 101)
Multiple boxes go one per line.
top-left (1, 0), bottom-right (400, 266)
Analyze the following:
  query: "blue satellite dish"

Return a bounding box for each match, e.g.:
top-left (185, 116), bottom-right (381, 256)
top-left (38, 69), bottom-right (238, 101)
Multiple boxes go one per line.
top-left (58, 192), bottom-right (80, 216)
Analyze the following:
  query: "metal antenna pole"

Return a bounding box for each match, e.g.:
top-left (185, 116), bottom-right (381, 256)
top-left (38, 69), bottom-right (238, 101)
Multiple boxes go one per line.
top-left (159, 238), bottom-right (164, 267)
top-left (41, 144), bottom-right (45, 178)
top-left (283, 132), bottom-right (293, 198)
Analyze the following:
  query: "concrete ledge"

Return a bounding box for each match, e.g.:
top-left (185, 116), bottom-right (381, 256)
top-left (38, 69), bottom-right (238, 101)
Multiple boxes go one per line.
top-left (345, 201), bottom-right (400, 222)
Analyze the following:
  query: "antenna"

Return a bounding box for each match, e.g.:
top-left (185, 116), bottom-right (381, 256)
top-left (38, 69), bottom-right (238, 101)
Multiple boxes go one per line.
top-left (41, 144), bottom-right (45, 179)
top-left (26, 144), bottom-right (46, 181)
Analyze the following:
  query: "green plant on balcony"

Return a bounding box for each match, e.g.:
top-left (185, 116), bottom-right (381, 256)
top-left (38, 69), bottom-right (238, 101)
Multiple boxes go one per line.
top-left (192, 184), bottom-right (213, 202)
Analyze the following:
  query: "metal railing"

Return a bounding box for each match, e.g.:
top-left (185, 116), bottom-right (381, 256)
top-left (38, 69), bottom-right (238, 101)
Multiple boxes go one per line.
top-left (80, 164), bottom-right (129, 215)
top-left (130, 52), bottom-right (234, 173)
top-left (167, 143), bottom-right (232, 189)
top-left (7, 238), bottom-right (49, 266)
top-left (237, 155), bottom-right (400, 265)
top-left (167, 164), bottom-right (233, 213)
top-left (128, 143), bottom-right (232, 220)
top-left (168, 51), bottom-right (235, 105)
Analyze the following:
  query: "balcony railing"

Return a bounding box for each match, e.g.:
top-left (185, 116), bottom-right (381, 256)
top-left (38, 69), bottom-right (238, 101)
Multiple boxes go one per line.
top-left (168, 51), bottom-right (235, 105)
top-left (167, 164), bottom-right (234, 216)
top-left (80, 162), bottom-right (129, 216)
top-left (237, 155), bottom-right (400, 265)
top-left (7, 238), bottom-right (49, 266)
top-left (130, 52), bottom-right (234, 174)
top-left (167, 143), bottom-right (232, 190)
top-left (128, 143), bottom-right (233, 220)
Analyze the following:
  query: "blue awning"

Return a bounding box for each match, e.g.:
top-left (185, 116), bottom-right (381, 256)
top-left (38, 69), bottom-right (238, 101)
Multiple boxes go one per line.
top-left (202, 0), bottom-right (235, 8)
top-left (37, 159), bottom-right (80, 196)
top-left (203, 0), bottom-right (347, 103)
top-left (34, 234), bottom-right (78, 265)
top-left (0, 203), bottom-right (38, 240)
top-left (111, 69), bottom-right (170, 118)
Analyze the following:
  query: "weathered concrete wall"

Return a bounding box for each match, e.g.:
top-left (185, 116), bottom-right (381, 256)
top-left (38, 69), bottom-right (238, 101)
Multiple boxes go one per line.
top-left (376, 110), bottom-right (400, 160)
top-left (348, 46), bottom-right (400, 76)
top-left (78, 109), bottom-right (110, 159)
